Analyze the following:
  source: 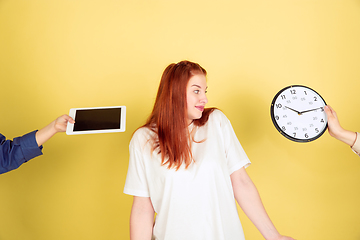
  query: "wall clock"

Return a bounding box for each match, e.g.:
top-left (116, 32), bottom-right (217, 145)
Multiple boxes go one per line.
top-left (270, 85), bottom-right (328, 142)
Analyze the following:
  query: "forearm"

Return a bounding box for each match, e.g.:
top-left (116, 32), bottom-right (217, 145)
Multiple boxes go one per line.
top-left (332, 128), bottom-right (357, 147)
top-left (231, 168), bottom-right (280, 240)
top-left (35, 120), bottom-right (58, 147)
top-left (236, 180), bottom-right (280, 239)
top-left (130, 197), bottom-right (155, 240)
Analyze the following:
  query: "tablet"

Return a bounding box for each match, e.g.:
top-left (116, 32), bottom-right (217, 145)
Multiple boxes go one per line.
top-left (66, 106), bottom-right (126, 135)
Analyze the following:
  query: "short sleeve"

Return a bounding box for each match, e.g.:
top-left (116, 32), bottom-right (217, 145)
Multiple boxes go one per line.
top-left (123, 129), bottom-right (150, 197)
top-left (216, 111), bottom-right (251, 174)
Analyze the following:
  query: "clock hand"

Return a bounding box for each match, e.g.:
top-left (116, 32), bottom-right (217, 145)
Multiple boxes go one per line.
top-left (285, 106), bottom-right (301, 115)
top-left (300, 107), bottom-right (322, 114)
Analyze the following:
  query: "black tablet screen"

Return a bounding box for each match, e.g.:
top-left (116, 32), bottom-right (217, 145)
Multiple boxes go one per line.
top-left (73, 108), bottom-right (121, 131)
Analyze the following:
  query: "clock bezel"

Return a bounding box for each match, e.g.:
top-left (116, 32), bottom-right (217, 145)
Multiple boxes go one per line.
top-left (270, 85), bottom-right (328, 143)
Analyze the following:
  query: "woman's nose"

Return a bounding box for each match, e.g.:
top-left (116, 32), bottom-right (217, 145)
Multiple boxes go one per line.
top-left (201, 95), bottom-right (208, 104)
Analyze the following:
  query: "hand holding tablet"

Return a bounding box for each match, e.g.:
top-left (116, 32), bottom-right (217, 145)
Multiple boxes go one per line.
top-left (66, 106), bottom-right (126, 135)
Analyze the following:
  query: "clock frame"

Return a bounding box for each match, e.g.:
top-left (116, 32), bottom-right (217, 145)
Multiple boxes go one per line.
top-left (270, 85), bottom-right (328, 142)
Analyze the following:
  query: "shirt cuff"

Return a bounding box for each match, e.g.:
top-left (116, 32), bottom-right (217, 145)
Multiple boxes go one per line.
top-left (351, 132), bottom-right (360, 156)
top-left (16, 130), bottom-right (43, 161)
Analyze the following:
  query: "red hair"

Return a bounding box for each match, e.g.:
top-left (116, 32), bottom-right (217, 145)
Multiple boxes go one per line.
top-left (142, 60), bottom-right (216, 170)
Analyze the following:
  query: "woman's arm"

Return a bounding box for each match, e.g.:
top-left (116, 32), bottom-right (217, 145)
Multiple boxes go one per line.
top-left (130, 196), bottom-right (155, 240)
top-left (231, 167), bottom-right (294, 240)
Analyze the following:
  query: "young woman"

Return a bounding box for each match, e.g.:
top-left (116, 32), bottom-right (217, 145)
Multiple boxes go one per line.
top-left (124, 61), bottom-right (294, 240)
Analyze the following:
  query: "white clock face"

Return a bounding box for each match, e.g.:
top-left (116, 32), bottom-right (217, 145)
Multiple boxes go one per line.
top-left (271, 85), bottom-right (328, 142)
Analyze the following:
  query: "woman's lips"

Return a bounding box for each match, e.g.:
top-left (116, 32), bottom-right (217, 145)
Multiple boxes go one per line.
top-left (196, 106), bottom-right (204, 112)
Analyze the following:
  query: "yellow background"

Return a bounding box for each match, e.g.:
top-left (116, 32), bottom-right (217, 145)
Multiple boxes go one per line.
top-left (1, 0), bottom-right (359, 239)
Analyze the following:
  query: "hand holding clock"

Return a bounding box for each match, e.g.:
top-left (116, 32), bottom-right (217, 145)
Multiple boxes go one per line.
top-left (324, 105), bottom-right (357, 147)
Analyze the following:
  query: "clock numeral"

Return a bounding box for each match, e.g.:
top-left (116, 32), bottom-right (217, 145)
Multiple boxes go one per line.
top-left (309, 124), bottom-right (314, 128)
top-left (294, 127), bottom-right (299, 131)
top-left (320, 119), bottom-right (324, 123)
top-left (275, 115), bottom-right (280, 120)
top-left (313, 117), bottom-right (318, 120)
top-left (286, 100), bottom-right (291, 104)
top-left (290, 90), bottom-right (296, 94)
top-left (304, 91), bottom-right (307, 95)
top-left (293, 132), bottom-right (296, 137)
top-left (302, 128), bottom-right (307, 132)
top-left (283, 115), bottom-right (287, 118)
top-left (320, 107), bottom-right (324, 112)
top-left (282, 126), bottom-right (286, 131)
top-left (276, 103), bottom-right (282, 108)
top-left (287, 122), bottom-right (292, 125)
top-left (281, 95), bottom-right (286, 100)
top-left (305, 133), bottom-right (309, 138)
top-left (301, 97), bottom-right (306, 101)
top-left (315, 128), bottom-right (319, 133)
top-left (314, 96), bottom-right (318, 101)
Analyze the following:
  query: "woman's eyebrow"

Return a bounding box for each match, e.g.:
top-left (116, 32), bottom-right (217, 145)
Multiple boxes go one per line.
top-left (191, 84), bottom-right (208, 89)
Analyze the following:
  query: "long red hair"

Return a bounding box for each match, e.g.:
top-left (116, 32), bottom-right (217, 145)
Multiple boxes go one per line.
top-left (142, 60), bottom-right (215, 170)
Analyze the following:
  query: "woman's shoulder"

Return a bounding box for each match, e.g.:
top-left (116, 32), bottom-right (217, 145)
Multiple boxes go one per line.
top-left (130, 127), bottom-right (155, 147)
top-left (133, 126), bottom-right (155, 139)
top-left (208, 109), bottom-right (230, 123)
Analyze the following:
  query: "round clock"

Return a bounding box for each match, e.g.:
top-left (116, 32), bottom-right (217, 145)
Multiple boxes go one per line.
top-left (270, 85), bottom-right (328, 142)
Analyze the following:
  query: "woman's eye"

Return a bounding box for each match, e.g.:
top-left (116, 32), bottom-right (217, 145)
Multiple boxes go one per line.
top-left (205, 90), bottom-right (208, 94)
top-left (194, 90), bottom-right (199, 94)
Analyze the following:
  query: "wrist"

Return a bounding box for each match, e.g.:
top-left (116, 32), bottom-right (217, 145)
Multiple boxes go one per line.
top-left (49, 120), bottom-right (59, 134)
top-left (331, 126), bottom-right (346, 140)
top-left (262, 227), bottom-right (281, 240)
top-left (266, 234), bottom-right (282, 240)
top-left (35, 121), bottom-right (57, 147)
top-left (335, 129), bottom-right (357, 146)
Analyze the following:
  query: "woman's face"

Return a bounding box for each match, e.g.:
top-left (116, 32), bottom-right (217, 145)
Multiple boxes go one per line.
top-left (186, 74), bottom-right (208, 124)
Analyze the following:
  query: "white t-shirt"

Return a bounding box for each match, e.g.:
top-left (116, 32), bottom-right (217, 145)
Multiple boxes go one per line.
top-left (124, 110), bottom-right (251, 240)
